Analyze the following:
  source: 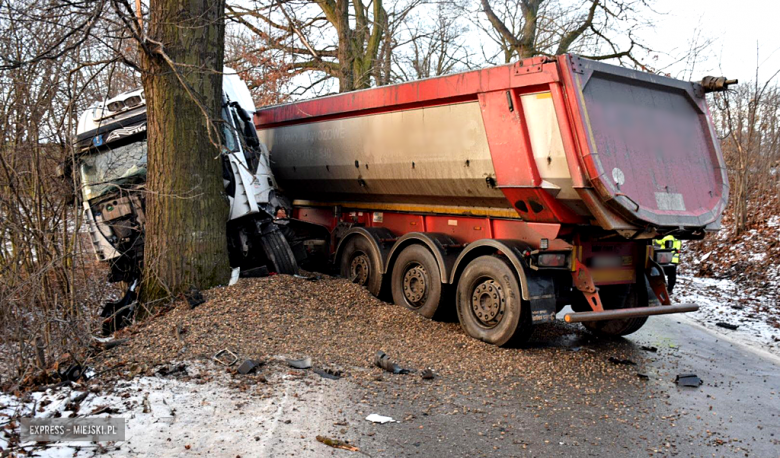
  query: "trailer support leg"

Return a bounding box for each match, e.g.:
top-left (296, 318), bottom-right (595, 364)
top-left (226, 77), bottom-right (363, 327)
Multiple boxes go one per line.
top-left (646, 259), bottom-right (671, 305)
top-left (571, 260), bottom-right (604, 312)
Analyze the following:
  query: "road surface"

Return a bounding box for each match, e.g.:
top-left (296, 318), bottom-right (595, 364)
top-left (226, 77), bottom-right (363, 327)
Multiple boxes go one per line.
top-left (236, 314), bottom-right (780, 457)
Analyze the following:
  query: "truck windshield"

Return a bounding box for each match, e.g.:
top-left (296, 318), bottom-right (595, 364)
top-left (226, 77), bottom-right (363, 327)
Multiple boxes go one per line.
top-left (79, 139), bottom-right (147, 201)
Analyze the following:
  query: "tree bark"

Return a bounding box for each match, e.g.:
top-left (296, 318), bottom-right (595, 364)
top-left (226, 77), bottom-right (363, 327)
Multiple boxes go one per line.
top-left (140, 0), bottom-right (230, 309)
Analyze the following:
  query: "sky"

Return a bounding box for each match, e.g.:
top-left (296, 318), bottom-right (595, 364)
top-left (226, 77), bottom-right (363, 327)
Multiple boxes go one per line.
top-left (645, 0), bottom-right (780, 83)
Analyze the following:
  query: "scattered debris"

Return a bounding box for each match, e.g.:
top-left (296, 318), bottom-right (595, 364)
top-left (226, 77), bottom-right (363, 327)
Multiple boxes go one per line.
top-left (58, 363), bottom-right (85, 382)
top-left (675, 373), bottom-right (703, 387)
top-left (237, 359), bottom-right (263, 375)
top-left (90, 405), bottom-right (120, 415)
top-left (156, 363), bottom-right (187, 377)
top-left (101, 282), bottom-right (138, 335)
top-left (640, 345), bottom-right (658, 353)
top-left (314, 368), bottom-right (341, 380)
top-left (374, 351), bottom-right (411, 374)
top-left (229, 268), bottom-right (240, 286)
top-left (569, 347), bottom-right (581, 352)
top-left (286, 357), bottom-right (312, 370)
top-left (316, 435), bottom-right (359, 452)
top-left (240, 266), bottom-right (269, 278)
top-left (636, 373), bottom-right (650, 380)
top-left (184, 286), bottom-right (206, 309)
top-left (365, 414), bottom-right (397, 424)
top-left (294, 274), bottom-right (321, 282)
top-left (420, 369), bottom-right (435, 380)
top-left (608, 357), bottom-right (637, 366)
top-left (715, 322), bottom-right (739, 330)
top-left (213, 349), bottom-right (239, 366)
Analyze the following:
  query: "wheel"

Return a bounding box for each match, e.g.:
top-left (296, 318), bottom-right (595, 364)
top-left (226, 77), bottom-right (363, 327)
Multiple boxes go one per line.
top-left (455, 255), bottom-right (532, 346)
top-left (575, 283), bottom-right (648, 337)
top-left (391, 245), bottom-right (443, 319)
top-left (339, 236), bottom-right (383, 296)
top-left (260, 228), bottom-right (298, 275)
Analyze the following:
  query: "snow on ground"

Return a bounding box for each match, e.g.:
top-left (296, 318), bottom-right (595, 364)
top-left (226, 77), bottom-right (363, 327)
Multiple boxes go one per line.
top-left (674, 275), bottom-right (780, 357)
top-left (0, 361), bottom-right (361, 457)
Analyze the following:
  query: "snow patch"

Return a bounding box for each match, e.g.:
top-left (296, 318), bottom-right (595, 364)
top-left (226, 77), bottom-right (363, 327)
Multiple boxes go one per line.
top-left (674, 276), bottom-right (779, 357)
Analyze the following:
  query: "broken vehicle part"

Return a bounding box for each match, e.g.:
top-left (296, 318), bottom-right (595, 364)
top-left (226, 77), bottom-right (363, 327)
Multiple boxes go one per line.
top-left (608, 357), bottom-right (637, 366)
top-left (675, 373), bottom-right (703, 387)
top-left (314, 368), bottom-right (341, 380)
top-left (286, 357), bottom-right (312, 370)
top-left (420, 369), bottom-right (435, 380)
top-left (213, 349), bottom-right (239, 366)
top-left (100, 280), bottom-right (138, 335)
top-left (715, 322), bottom-right (739, 330)
top-left (237, 359), bottom-right (263, 375)
top-left (374, 351), bottom-right (411, 374)
top-left (365, 414), bottom-right (397, 424)
top-left (183, 286), bottom-right (206, 309)
top-left (58, 363), bottom-right (84, 382)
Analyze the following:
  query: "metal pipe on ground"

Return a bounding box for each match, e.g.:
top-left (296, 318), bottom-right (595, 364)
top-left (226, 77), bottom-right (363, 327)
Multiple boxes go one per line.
top-left (564, 304), bottom-right (699, 323)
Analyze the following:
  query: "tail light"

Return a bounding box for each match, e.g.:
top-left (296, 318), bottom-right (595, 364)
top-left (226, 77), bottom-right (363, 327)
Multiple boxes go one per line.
top-left (529, 251), bottom-right (571, 270)
top-left (538, 253), bottom-right (567, 267)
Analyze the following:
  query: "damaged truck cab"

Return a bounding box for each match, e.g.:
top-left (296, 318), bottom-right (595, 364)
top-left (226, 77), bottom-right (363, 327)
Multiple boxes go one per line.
top-left (71, 69), bottom-right (298, 286)
top-left (255, 54), bottom-right (732, 346)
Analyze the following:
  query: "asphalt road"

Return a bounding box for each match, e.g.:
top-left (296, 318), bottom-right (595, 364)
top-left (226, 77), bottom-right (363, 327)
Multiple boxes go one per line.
top-left (270, 314), bottom-right (779, 458)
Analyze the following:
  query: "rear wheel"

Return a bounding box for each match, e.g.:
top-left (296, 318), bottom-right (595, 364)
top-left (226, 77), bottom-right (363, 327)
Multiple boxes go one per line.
top-left (456, 255), bottom-right (532, 346)
top-left (575, 284), bottom-right (648, 337)
top-left (339, 236), bottom-right (383, 296)
top-left (391, 245), bottom-right (442, 319)
top-left (260, 229), bottom-right (298, 275)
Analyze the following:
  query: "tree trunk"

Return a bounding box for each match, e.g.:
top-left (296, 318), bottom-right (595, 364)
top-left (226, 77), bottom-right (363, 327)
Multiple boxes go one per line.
top-left (140, 0), bottom-right (230, 309)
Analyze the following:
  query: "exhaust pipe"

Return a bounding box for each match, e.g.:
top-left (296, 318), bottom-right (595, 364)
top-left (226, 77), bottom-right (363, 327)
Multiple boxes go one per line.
top-left (564, 304), bottom-right (699, 323)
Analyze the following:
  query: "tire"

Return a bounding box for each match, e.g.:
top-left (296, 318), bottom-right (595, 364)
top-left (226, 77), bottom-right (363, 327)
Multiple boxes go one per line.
top-left (339, 236), bottom-right (383, 297)
top-left (576, 284), bottom-right (648, 337)
top-left (391, 245), bottom-right (443, 319)
top-left (260, 229), bottom-right (298, 275)
top-left (455, 255), bottom-right (532, 346)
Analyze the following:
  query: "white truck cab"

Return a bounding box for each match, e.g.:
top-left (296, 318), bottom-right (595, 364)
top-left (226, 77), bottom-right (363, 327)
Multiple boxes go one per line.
top-left (73, 68), bottom-right (296, 285)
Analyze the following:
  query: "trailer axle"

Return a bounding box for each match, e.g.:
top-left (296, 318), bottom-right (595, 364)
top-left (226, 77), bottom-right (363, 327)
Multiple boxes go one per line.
top-left (564, 304), bottom-right (699, 323)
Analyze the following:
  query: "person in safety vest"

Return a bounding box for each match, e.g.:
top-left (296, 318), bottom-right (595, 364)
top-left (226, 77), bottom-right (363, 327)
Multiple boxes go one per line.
top-left (652, 235), bottom-right (680, 293)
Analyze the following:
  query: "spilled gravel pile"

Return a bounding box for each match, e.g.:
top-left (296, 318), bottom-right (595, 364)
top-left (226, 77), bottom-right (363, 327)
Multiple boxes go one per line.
top-left (96, 274), bottom-right (653, 397)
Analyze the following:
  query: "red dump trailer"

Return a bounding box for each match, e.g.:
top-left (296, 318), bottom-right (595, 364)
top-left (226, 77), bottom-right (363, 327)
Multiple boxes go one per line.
top-left (254, 54), bottom-right (730, 346)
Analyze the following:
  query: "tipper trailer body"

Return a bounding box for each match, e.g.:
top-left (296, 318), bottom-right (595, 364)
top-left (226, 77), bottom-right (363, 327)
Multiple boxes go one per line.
top-left (255, 54), bottom-right (730, 345)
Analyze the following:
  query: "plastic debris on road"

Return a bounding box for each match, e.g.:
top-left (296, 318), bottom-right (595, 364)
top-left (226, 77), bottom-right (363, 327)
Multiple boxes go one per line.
top-left (675, 373), bottom-right (703, 387)
top-left (286, 357), bottom-right (312, 369)
top-left (374, 350), bottom-right (411, 374)
top-left (366, 414), bottom-right (398, 424)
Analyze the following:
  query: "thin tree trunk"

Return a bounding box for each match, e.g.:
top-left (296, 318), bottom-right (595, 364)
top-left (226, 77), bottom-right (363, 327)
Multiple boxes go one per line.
top-left (140, 0), bottom-right (230, 309)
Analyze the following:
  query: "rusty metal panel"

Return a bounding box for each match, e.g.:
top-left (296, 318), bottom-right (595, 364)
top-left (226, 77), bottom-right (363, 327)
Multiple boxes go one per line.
top-left (258, 101), bottom-right (510, 207)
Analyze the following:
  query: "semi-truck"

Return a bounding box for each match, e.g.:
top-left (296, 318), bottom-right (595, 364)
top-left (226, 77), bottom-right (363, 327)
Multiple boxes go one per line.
top-left (254, 54), bottom-right (732, 345)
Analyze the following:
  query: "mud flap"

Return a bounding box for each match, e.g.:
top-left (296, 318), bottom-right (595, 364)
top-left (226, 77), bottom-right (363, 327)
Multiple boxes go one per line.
top-left (524, 268), bottom-right (557, 324)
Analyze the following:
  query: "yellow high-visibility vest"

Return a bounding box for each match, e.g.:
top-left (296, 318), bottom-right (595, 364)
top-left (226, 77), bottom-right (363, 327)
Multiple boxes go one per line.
top-left (653, 235), bottom-right (681, 264)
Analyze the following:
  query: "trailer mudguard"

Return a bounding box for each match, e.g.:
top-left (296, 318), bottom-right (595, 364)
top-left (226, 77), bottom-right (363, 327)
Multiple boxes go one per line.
top-left (384, 232), bottom-right (460, 283)
top-left (334, 227), bottom-right (395, 270)
top-left (450, 239), bottom-right (557, 323)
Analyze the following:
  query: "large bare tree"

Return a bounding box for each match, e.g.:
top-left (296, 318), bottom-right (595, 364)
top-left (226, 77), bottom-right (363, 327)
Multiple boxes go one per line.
top-left (477, 0), bottom-right (653, 66)
top-left (227, 0), bottom-right (425, 93)
top-left (138, 0), bottom-right (231, 306)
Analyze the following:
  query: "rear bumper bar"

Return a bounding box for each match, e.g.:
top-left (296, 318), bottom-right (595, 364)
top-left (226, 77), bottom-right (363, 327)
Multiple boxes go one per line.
top-left (563, 304), bottom-right (699, 323)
